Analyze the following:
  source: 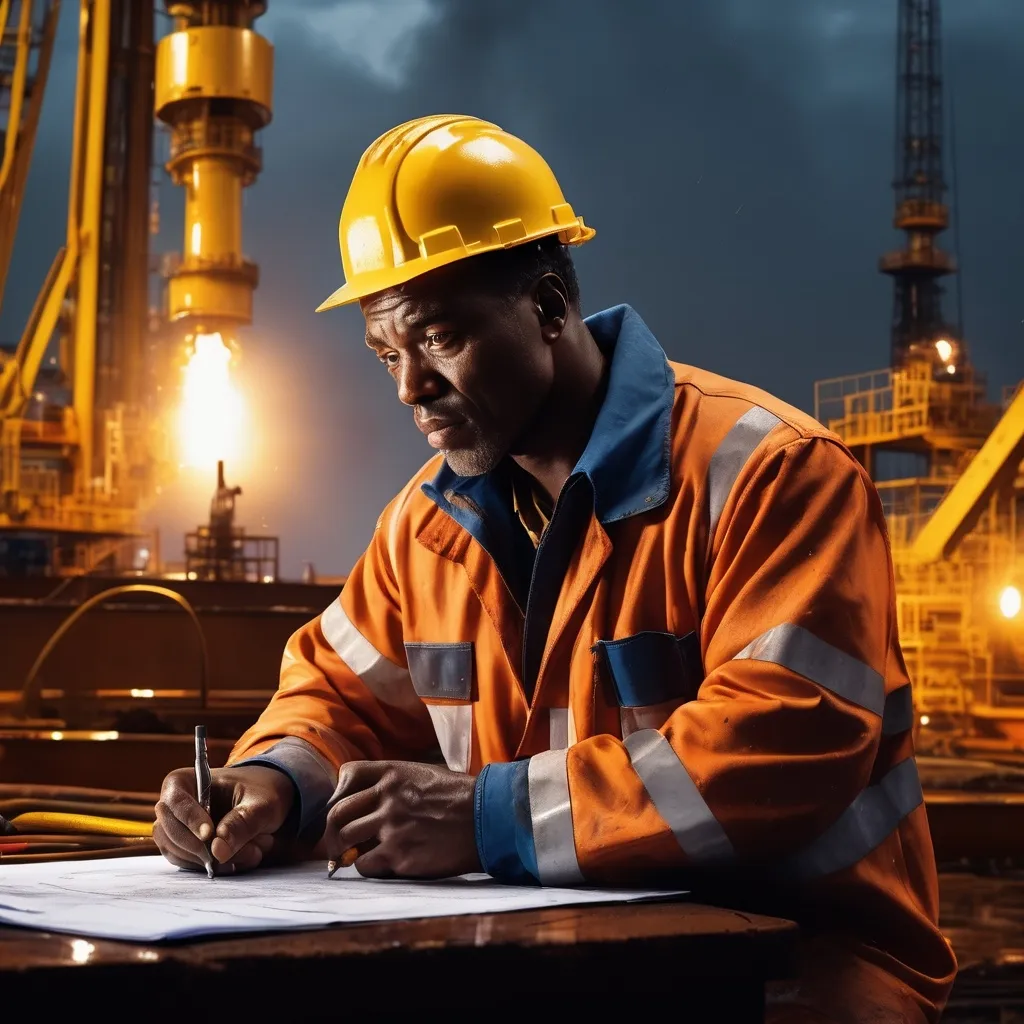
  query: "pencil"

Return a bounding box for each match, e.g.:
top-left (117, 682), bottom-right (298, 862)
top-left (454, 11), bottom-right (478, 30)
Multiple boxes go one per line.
top-left (326, 846), bottom-right (359, 878)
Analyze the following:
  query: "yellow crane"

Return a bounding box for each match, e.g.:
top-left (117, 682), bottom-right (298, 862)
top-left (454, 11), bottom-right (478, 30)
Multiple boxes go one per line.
top-left (0, 0), bottom-right (273, 574)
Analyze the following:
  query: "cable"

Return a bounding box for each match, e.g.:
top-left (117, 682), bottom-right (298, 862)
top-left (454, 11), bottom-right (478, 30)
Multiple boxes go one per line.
top-left (15, 583), bottom-right (209, 719)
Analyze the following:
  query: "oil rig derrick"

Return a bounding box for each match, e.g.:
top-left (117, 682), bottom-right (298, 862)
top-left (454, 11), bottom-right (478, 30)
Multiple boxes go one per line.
top-left (879, 0), bottom-right (956, 369)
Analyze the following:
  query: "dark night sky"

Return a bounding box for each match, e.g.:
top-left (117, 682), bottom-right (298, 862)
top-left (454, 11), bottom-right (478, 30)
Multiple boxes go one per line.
top-left (2, 0), bottom-right (1022, 578)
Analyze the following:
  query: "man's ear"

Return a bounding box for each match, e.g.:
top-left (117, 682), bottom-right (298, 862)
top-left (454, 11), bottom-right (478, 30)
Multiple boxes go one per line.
top-left (534, 274), bottom-right (569, 343)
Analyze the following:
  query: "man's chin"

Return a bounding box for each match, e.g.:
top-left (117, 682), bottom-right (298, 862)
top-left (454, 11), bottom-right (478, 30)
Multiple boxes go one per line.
top-left (443, 444), bottom-right (504, 478)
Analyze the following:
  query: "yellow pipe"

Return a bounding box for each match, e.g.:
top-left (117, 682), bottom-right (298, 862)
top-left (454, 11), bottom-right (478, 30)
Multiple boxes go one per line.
top-left (10, 246), bottom-right (72, 411)
top-left (72, 0), bottom-right (112, 490)
top-left (185, 158), bottom-right (243, 260)
top-left (65, 0), bottom-right (91, 245)
top-left (0, 0), bottom-right (34, 194)
top-left (909, 385), bottom-right (1024, 564)
top-left (155, 21), bottom-right (273, 330)
top-left (9, 812), bottom-right (153, 837)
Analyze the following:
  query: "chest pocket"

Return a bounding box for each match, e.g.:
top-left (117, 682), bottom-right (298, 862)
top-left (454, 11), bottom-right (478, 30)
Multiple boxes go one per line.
top-left (594, 630), bottom-right (703, 738)
top-left (405, 642), bottom-right (474, 774)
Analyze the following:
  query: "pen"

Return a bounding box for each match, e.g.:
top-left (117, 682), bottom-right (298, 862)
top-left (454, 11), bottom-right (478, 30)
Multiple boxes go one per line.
top-left (194, 725), bottom-right (215, 878)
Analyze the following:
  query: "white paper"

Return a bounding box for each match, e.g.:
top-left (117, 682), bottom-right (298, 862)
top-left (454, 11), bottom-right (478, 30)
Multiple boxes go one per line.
top-left (0, 856), bottom-right (685, 942)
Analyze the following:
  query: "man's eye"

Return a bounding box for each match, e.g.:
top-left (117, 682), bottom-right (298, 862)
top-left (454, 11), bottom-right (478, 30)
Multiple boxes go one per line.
top-left (380, 352), bottom-right (399, 367)
top-left (426, 332), bottom-right (454, 347)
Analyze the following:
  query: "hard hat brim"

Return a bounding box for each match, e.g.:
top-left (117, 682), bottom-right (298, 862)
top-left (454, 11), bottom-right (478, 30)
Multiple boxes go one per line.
top-left (315, 223), bottom-right (595, 312)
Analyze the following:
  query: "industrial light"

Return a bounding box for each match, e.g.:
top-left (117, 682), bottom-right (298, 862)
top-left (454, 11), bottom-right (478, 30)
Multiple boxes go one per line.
top-left (177, 331), bottom-right (245, 473)
top-left (1000, 585), bottom-right (1022, 620)
top-left (934, 339), bottom-right (953, 362)
top-left (919, 715), bottom-right (930, 726)
top-left (946, 364), bottom-right (956, 375)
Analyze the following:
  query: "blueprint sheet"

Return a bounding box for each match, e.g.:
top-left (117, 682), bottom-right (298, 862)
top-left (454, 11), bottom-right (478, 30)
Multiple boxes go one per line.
top-left (0, 856), bottom-right (685, 942)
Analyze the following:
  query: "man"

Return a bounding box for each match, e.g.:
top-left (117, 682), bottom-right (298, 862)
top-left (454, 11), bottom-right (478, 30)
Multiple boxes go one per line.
top-left (155, 115), bottom-right (956, 1021)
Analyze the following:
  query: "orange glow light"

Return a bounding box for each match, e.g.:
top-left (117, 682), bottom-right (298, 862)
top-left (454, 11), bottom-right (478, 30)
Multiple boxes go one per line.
top-left (177, 332), bottom-right (245, 472)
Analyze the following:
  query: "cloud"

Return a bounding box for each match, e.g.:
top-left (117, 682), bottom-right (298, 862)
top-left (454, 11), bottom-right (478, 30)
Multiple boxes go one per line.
top-left (262, 0), bottom-right (442, 88)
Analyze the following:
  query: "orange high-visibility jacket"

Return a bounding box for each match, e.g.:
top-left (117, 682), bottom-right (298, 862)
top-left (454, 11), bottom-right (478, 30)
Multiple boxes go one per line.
top-left (231, 305), bottom-right (957, 1018)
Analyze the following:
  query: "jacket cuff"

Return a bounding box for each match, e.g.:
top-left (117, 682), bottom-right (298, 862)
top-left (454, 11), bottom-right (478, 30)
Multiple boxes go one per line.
top-left (232, 736), bottom-right (337, 839)
top-left (474, 760), bottom-right (539, 885)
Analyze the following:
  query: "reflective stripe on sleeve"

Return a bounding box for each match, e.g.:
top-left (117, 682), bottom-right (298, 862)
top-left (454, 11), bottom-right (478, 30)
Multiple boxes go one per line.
top-left (527, 748), bottom-right (585, 885)
top-left (707, 406), bottom-right (782, 544)
top-left (424, 704), bottom-right (472, 773)
top-left (777, 757), bottom-right (923, 881)
top-left (732, 622), bottom-right (886, 717)
top-left (319, 599), bottom-right (422, 714)
top-left (624, 729), bottom-right (735, 865)
top-left (882, 684), bottom-right (915, 735)
top-left (549, 708), bottom-right (569, 750)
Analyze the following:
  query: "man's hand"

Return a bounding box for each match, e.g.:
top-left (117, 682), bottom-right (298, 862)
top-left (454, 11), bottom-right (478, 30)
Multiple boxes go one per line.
top-left (325, 761), bottom-right (480, 879)
top-left (154, 764), bottom-right (294, 874)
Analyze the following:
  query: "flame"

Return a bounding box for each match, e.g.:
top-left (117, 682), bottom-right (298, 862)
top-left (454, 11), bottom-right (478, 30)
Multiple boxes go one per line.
top-left (177, 332), bottom-right (244, 471)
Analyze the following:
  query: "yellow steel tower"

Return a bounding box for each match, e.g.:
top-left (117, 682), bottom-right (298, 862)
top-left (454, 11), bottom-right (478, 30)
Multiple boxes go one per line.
top-left (0, 1), bottom-right (274, 574)
top-left (155, 1), bottom-right (273, 346)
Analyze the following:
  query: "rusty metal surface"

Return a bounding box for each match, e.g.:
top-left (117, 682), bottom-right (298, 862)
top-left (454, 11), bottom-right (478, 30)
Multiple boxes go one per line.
top-left (0, 602), bottom-right (308, 700)
top-left (0, 733), bottom-right (234, 788)
top-left (0, 576), bottom-right (340, 728)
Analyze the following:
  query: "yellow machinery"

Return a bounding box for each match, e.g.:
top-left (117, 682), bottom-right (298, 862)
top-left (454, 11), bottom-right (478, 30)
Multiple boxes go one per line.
top-left (0, 0), bottom-right (272, 575)
top-left (155, 2), bottom-right (272, 337)
top-left (816, 346), bottom-right (1024, 752)
top-left (812, 0), bottom-right (1024, 755)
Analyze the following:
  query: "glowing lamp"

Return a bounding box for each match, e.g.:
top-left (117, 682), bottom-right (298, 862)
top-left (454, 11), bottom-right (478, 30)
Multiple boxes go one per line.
top-left (1000, 585), bottom-right (1022, 620)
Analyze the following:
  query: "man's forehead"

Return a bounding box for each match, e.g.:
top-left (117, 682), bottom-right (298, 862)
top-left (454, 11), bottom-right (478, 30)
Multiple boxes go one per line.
top-left (362, 290), bottom-right (448, 324)
top-left (361, 272), bottom-right (492, 337)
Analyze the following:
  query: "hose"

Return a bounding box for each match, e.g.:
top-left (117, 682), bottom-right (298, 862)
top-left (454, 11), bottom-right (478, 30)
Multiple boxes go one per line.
top-left (0, 799), bottom-right (156, 821)
top-left (15, 583), bottom-right (210, 719)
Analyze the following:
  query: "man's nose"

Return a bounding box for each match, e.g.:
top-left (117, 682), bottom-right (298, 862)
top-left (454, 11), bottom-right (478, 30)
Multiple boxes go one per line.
top-left (396, 356), bottom-right (443, 406)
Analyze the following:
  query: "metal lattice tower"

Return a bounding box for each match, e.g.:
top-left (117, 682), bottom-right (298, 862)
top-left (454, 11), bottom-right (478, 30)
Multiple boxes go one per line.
top-left (879, 0), bottom-right (956, 367)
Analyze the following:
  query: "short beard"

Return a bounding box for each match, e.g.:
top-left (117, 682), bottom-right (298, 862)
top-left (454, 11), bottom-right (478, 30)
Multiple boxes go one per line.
top-left (443, 438), bottom-right (506, 478)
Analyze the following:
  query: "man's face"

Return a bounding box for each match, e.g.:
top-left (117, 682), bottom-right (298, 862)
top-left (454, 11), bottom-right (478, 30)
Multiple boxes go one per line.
top-left (360, 266), bottom-right (556, 477)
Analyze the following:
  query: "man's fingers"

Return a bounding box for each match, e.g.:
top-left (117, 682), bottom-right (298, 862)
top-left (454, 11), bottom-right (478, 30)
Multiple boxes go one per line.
top-left (330, 760), bottom-right (391, 805)
top-left (325, 809), bottom-right (385, 863)
top-left (325, 784), bottom-right (379, 835)
top-left (353, 844), bottom-right (394, 879)
top-left (155, 799), bottom-right (210, 864)
top-left (159, 768), bottom-right (215, 844)
top-left (153, 822), bottom-right (204, 872)
top-left (212, 792), bottom-right (281, 863)
top-left (253, 833), bottom-right (275, 854)
top-left (224, 838), bottom-right (266, 873)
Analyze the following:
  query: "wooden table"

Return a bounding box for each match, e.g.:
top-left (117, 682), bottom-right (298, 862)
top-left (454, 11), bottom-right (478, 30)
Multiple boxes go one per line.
top-left (0, 900), bottom-right (798, 1019)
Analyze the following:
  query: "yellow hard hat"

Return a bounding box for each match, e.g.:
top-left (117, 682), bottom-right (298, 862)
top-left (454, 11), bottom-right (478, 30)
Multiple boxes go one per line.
top-left (316, 115), bottom-right (595, 311)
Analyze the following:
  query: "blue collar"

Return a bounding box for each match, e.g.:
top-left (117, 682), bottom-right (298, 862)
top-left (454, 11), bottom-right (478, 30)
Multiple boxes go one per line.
top-left (422, 303), bottom-right (674, 530)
